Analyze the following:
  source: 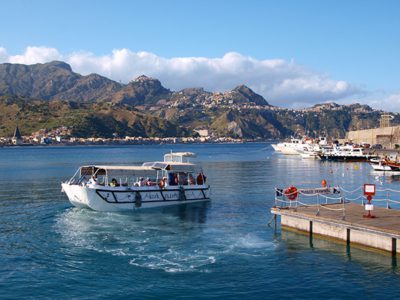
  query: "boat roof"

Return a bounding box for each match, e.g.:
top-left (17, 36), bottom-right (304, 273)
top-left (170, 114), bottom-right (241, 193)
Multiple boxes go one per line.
top-left (164, 152), bottom-right (196, 157)
top-left (142, 161), bottom-right (194, 169)
top-left (164, 152), bottom-right (196, 163)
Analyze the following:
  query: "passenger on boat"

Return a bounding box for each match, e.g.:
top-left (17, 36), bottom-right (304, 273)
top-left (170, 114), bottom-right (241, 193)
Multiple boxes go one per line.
top-left (188, 173), bottom-right (195, 185)
top-left (179, 172), bottom-right (188, 185)
top-left (168, 173), bottom-right (174, 185)
top-left (139, 177), bottom-right (145, 187)
top-left (146, 178), bottom-right (156, 186)
top-left (110, 178), bottom-right (119, 187)
top-left (196, 172), bottom-right (206, 185)
top-left (169, 173), bottom-right (179, 186)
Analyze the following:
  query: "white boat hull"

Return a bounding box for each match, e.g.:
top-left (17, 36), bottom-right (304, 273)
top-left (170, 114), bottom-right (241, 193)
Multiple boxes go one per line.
top-left (271, 144), bottom-right (280, 151)
top-left (299, 152), bottom-right (318, 159)
top-left (61, 183), bottom-right (211, 212)
top-left (370, 163), bottom-right (394, 171)
top-left (280, 147), bottom-right (300, 155)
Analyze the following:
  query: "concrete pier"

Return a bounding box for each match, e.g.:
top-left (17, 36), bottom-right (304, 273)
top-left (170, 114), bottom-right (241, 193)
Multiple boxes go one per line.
top-left (271, 203), bottom-right (400, 254)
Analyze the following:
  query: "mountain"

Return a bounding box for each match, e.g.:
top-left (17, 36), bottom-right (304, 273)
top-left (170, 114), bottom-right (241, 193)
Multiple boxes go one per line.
top-left (0, 61), bottom-right (397, 139)
top-left (0, 61), bottom-right (121, 102)
top-left (110, 75), bottom-right (172, 105)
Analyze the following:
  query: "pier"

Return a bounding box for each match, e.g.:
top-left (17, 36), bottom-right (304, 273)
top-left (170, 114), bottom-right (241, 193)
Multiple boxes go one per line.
top-left (272, 186), bottom-right (400, 254)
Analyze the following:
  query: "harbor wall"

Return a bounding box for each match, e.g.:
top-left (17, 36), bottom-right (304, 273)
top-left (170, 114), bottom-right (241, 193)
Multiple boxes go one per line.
top-left (277, 211), bottom-right (400, 254)
top-left (346, 125), bottom-right (400, 148)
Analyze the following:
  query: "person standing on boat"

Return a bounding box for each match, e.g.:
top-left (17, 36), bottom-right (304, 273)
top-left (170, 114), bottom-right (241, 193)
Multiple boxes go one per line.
top-left (197, 172), bottom-right (206, 185)
top-left (169, 173), bottom-right (179, 186)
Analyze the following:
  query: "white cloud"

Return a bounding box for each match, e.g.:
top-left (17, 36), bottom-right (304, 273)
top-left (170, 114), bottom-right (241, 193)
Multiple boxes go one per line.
top-left (0, 46), bottom-right (363, 107)
top-left (0, 47), bottom-right (7, 62)
top-left (8, 46), bottom-right (62, 64)
top-left (367, 93), bottom-right (400, 113)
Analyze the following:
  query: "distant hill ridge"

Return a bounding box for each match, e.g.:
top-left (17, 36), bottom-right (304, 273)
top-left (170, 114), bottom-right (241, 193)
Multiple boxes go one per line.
top-left (0, 61), bottom-right (270, 106)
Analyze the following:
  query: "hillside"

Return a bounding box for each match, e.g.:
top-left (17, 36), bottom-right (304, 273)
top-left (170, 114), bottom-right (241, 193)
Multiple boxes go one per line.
top-left (0, 61), bottom-right (122, 102)
top-left (0, 61), bottom-right (396, 139)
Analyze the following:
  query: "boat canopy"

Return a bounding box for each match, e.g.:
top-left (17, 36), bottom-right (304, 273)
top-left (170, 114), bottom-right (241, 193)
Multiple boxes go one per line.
top-left (142, 161), bottom-right (196, 172)
top-left (80, 162), bottom-right (197, 177)
top-left (80, 165), bottom-right (155, 177)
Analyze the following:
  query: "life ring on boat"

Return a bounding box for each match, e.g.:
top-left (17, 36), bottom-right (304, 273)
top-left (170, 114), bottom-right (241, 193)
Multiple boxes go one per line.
top-left (158, 179), bottom-right (165, 189)
top-left (285, 186), bottom-right (298, 200)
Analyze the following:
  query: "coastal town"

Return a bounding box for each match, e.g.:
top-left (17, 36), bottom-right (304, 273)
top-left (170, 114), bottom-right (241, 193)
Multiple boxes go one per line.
top-left (1, 126), bottom-right (255, 146)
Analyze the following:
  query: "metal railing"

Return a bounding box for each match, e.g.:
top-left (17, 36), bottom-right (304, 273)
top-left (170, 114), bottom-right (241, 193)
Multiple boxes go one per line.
top-left (274, 185), bottom-right (400, 220)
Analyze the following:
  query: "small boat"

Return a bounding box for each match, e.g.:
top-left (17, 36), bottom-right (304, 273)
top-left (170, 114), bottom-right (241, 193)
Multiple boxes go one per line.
top-left (61, 152), bottom-right (211, 211)
top-left (369, 157), bottom-right (392, 171)
top-left (318, 145), bottom-right (377, 162)
top-left (370, 161), bottom-right (392, 171)
top-left (382, 159), bottom-right (400, 171)
top-left (369, 154), bottom-right (400, 171)
top-left (298, 145), bottom-right (320, 159)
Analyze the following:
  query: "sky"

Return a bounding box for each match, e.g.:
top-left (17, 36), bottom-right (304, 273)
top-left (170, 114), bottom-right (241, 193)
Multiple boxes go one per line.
top-left (0, 0), bottom-right (399, 111)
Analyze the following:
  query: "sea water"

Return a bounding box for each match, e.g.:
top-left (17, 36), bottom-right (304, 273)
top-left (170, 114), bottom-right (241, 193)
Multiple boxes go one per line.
top-left (1, 143), bottom-right (400, 299)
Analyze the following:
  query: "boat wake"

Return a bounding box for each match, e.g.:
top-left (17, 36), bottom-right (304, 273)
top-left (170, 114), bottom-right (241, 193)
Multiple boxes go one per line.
top-left (54, 207), bottom-right (274, 273)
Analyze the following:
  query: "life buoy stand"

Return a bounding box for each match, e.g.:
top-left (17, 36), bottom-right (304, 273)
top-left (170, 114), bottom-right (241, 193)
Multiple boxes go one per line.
top-left (158, 179), bottom-right (165, 189)
top-left (285, 186), bottom-right (298, 200)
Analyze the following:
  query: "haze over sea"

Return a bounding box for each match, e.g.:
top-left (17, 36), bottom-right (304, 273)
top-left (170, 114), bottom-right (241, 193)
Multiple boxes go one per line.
top-left (1, 143), bottom-right (400, 299)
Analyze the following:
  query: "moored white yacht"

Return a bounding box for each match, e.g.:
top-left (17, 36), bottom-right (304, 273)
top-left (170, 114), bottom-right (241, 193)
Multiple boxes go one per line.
top-left (272, 136), bottom-right (327, 156)
top-left (272, 138), bottom-right (304, 155)
top-left (61, 152), bottom-right (210, 212)
top-left (318, 145), bottom-right (377, 162)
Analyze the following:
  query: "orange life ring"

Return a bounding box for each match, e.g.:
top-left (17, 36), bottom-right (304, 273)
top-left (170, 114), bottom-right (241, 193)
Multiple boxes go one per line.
top-left (158, 179), bottom-right (165, 189)
top-left (285, 186), bottom-right (298, 200)
top-left (321, 179), bottom-right (327, 187)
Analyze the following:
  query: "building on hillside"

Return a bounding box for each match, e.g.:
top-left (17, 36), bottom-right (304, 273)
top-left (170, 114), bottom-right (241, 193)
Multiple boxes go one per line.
top-left (194, 129), bottom-right (209, 137)
top-left (12, 126), bottom-right (23, 145)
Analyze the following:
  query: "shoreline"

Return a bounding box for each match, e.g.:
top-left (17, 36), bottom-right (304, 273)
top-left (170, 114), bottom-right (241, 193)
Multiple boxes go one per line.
top-left (0, 140), bottom-right (272, 148)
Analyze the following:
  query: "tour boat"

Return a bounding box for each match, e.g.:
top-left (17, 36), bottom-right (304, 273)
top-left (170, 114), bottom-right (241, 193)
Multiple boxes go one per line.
top-left (61, 152), bottom-right (211, 211)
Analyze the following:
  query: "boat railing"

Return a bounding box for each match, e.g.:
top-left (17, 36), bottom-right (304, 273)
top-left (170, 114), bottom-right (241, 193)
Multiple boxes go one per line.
top-left (67, 167), bottom-right (208, 189)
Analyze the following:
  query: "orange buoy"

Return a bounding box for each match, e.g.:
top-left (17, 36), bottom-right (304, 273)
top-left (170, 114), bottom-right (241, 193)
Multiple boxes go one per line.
top-left (321, 179), bottom-right (327, 187)
top-left (285, 186), bottom-right (298, 200)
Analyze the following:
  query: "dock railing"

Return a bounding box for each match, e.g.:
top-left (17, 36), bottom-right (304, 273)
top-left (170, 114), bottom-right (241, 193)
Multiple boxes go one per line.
top-left (274, 185), bottom-right (400, 220)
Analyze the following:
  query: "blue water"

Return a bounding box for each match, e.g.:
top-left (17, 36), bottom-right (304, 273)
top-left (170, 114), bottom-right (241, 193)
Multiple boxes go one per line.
top-left (1, 143), bottom-right (400, 299)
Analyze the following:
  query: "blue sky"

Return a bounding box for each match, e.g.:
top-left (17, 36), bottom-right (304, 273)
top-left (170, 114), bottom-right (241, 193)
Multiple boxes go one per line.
top-left (0, 0), bottom-right (399, 110)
